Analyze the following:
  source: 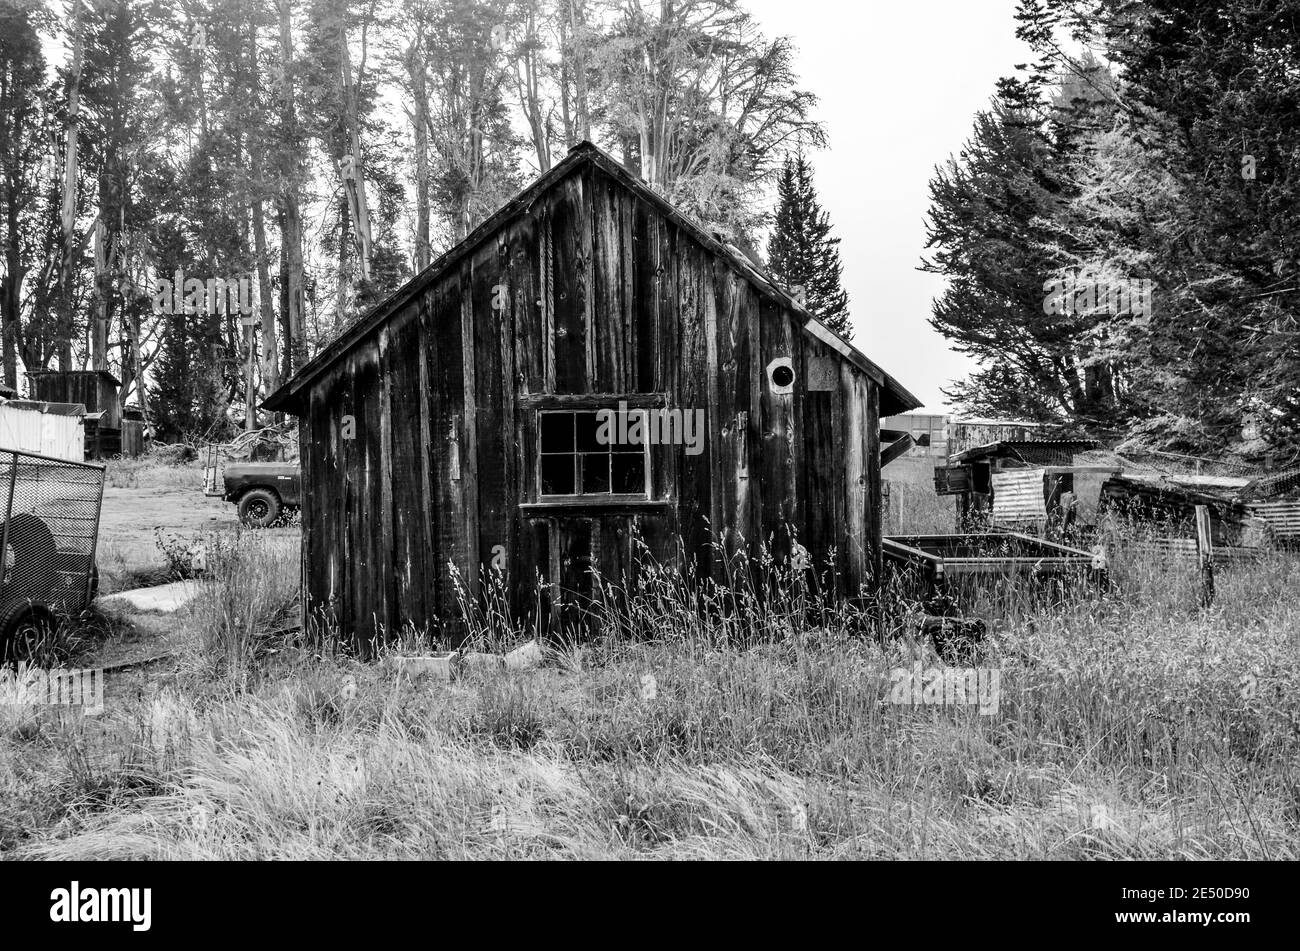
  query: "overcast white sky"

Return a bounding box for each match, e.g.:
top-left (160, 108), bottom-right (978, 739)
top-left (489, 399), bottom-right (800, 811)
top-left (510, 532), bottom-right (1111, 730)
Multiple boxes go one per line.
top-left (745, 0), bottom-right (1030, 412)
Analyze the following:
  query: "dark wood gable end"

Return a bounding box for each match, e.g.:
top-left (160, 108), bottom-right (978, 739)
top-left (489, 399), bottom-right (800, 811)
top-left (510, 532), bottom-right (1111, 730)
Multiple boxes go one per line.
top-left (265, 142), bottom-right (921, 651)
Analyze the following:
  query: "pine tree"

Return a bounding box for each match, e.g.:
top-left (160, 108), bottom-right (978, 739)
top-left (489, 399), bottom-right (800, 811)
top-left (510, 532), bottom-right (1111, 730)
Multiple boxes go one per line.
top-left (766, 153), bottom-right (851, 337)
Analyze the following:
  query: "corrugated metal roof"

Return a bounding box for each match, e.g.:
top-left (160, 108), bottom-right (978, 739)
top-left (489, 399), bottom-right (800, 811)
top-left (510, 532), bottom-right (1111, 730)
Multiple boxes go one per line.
top-left (1, 398), bottom-right (86, 417)
top-left (951, 438), bottom-right (1096, 466)
top-left (1006, 441), bottom-right (1097, 466)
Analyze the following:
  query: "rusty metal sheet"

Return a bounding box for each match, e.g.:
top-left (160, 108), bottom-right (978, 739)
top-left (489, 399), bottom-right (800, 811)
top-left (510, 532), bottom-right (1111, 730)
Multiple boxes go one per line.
top-left (1129, 537), bottom-right (1199, 568)
top-left (991, 469), bottom-right (1046, 524)
top-left (1250, 501), bottom-right (1300, 541)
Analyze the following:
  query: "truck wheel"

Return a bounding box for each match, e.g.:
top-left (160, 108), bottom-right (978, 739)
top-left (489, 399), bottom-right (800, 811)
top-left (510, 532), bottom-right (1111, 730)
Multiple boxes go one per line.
top-left (0, 602), bottom-right (57, 664)
top-left (238, 488), bottom-right (282, 528)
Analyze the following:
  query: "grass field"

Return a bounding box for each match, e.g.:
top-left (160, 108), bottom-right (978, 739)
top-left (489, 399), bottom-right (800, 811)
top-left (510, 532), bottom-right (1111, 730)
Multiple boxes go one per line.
top-left (1, 460), bottom-right (1297, 859)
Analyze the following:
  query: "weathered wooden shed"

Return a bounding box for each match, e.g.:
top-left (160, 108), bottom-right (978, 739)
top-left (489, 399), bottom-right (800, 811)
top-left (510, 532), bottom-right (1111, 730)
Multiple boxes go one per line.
top-left (25, 369), bottom-right (143, 458)
top-left (26, 370), bottom-right (121, 428)
top-left (265, 142), bottom-right (920, 651)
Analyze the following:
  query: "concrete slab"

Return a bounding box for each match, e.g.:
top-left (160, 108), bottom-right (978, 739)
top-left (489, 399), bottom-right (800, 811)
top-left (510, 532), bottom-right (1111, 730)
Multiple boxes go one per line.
top-left (99, 580), bottom-right (202, 614)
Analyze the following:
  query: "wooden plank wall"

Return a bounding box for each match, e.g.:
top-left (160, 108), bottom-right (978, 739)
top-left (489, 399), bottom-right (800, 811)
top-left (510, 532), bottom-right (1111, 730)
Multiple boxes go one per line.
top-left (119, 420), bottom-right (145, 457)
top-left (841, 364), bottom-right (870, 592)
top-left (383, 307), bottom-right (431, 636)
top-left (299, 160), bottom-right (885, 650)
top-left (28, 372), bottom-right (122, 428)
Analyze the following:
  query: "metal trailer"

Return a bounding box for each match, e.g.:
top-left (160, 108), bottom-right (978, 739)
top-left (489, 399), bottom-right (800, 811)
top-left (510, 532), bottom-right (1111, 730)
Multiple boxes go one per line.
top-left (883, 530), bottom-right (1106, 593)
top-left (0, 448), bottom-right (105, 659)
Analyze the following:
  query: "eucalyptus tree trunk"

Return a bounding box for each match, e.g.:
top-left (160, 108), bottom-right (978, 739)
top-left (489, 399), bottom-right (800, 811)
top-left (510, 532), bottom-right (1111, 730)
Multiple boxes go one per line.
top-left (58, 4), bottom-right (84, 371)
top-left (277, 0), bottom-right (306, 376)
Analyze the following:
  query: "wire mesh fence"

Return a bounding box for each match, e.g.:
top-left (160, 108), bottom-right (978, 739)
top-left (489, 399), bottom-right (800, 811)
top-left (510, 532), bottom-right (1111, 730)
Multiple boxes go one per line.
top-left (0, 449), bottom-right (105, 637)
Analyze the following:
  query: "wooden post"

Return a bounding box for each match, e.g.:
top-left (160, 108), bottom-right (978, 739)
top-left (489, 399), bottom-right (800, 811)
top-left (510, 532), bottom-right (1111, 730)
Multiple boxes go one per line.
top-left (1195, 504), bottom-right (1214, 608)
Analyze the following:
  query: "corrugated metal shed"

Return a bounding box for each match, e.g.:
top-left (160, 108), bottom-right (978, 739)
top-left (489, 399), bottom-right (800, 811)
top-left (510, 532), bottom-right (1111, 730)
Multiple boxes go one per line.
top-left (1249, 501), bottom-right (1300, 544)
top-left (1098, 475), bottom-right (1253, 546)
top-left (882, 413), bottom-right (948, 458)
top-left (0, 399), bottom-right (85, 461)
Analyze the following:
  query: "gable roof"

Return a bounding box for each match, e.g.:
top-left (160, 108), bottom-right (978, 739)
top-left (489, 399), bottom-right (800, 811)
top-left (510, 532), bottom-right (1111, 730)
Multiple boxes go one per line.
top-left (264, 141), bottom-right (921, 416)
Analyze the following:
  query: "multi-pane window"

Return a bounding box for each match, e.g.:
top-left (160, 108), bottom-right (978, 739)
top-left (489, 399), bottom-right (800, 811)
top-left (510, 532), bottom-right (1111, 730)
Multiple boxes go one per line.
top-left (539, 410), bottom-right (650, 498)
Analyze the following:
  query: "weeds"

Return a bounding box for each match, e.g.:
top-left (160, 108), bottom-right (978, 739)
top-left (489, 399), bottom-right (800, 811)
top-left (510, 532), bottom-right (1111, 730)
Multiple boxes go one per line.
top-left (3, 516), bottom-right (1298, 859)
top-left (183, 534), bottom-right (300, 684)
top-left (154, 528), bottom-right (241, 581)
top-left (104, 457), bottom-right (201, 491)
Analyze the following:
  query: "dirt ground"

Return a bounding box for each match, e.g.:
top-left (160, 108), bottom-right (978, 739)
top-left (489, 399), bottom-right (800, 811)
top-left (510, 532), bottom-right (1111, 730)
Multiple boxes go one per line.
top-left (95, 464), bottom-right (297, 594)
top-left (82, 462), bottom-right (299, 683)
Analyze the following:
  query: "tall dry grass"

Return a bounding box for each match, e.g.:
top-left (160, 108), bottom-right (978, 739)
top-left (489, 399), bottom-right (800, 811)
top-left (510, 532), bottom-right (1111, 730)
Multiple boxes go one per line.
top-left (886, 479), bottom-right (959, 535)
top-left (103, 456), bottom-right (202, 491)
top-left (3, 516), bottom-right (1298, 859)
top-left (181, 533), bottom-right (301, 684)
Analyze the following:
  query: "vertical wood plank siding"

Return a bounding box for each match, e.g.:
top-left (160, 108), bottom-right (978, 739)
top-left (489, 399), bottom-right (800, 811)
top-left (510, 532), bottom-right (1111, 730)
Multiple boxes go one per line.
top-left (295, 161), bottom-right (887, 651)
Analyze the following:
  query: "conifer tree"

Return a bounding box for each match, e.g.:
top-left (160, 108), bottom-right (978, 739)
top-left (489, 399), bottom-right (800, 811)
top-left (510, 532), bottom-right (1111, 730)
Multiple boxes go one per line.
top-left (766, 153), bottom-right (851, 337)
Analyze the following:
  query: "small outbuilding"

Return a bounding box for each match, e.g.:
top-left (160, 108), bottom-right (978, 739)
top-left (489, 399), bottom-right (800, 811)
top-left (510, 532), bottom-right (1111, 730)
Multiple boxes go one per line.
top-left (266, 142), bottom-right (920, 651)
top-left (24, 369), bottom-right (143, 458)
top-left (935, 438), bottom-right (1104, 528)
top-left (0, 399), bottom-right (86, 461)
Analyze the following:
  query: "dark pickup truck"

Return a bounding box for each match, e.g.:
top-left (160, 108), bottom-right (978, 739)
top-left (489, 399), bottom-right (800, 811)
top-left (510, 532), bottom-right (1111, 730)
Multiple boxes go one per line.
top-left (204, 461), bottom-right (301, 528)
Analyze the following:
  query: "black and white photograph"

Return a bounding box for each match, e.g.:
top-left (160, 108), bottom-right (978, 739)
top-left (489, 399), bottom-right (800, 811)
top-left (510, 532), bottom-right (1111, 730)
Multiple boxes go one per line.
top-left (0, 0), bottom-right (1291, 925)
